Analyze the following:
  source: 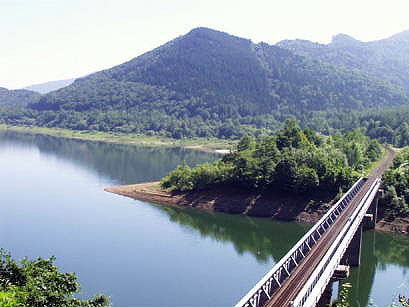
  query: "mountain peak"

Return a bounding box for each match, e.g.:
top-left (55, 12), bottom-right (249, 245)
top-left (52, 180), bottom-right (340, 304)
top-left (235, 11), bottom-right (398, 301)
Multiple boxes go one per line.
top-left (188, 27), bottom-right (215, 34)
top-left (331, 33), bottom-right (361, 46)
top-left (185, 27), bottom-right (239, 40)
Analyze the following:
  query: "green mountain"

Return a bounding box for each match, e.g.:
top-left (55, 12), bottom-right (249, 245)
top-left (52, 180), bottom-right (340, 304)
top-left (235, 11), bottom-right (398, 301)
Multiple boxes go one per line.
top-left (277, 30), bottom-right (409, 92)
top-left (0, 87), bottom-right (41, 107)
top-left (7, 28), bottom-right (409, 138)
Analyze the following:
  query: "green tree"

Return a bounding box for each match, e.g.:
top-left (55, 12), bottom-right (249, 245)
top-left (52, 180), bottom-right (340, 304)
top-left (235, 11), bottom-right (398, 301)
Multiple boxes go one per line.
top-left (276, 120), bottom-right (308, 150)
top-left (0, 250), bottom-right (110, 307)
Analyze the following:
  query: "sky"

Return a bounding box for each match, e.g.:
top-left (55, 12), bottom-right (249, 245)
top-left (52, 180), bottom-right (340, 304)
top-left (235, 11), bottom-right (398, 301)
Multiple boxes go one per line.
top-left (2, 0), bottom-right (409, 89)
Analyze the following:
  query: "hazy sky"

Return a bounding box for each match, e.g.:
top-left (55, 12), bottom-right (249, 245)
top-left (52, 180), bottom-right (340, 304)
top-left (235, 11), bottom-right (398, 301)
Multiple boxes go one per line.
top-left (2, 0), bottom-right (409, 89)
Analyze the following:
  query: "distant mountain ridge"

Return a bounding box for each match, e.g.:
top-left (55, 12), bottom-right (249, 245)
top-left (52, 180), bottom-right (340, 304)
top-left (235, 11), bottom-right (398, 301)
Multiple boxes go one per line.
top-left (2, 27), bottom-right (409, 138)
top-left (24, 78), bottom-right (75, 94)
top-left (277, 30), bottom-right (409, 92)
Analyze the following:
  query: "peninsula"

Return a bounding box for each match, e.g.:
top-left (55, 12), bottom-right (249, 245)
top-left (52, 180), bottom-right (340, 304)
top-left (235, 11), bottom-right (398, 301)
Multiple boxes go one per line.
top-left (105, 123), bottom-right (409, 235)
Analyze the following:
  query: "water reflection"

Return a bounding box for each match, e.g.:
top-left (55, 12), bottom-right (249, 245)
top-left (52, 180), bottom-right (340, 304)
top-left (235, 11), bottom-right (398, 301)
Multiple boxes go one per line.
top-left (340, 231), bottom-right (409, 307)
top-left (375, 232), bottom-right (409, 269)
top-left (157, 205), bottom-right (310, 262)
top-left (142, 205), bottom-right (409, 307)
top-left (0, 130), bottom-right (219, 185)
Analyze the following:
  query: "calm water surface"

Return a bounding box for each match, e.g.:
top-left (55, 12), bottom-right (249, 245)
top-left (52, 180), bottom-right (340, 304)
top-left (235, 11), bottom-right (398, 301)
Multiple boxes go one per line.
top-left (1, 131), bottom-right (408, 307)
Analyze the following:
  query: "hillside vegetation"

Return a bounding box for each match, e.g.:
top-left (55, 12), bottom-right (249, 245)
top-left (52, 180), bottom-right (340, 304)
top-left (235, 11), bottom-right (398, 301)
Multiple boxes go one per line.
top-left (1, 28), bottom-right (408, 139)
top-left (161, 120), bottom-right (383, 195)
top-left (380, 147), bottom-right (409, 218)
top-left (304, 106), bottom-right (409, 148)
top-left (0, 88), bottom-right (41, 107)
top-left (278, 31), bottom-right (409, 92)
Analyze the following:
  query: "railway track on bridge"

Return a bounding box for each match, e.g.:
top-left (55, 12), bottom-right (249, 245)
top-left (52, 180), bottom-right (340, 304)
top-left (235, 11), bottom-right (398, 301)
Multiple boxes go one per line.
top-left (265, 148), bottom-right (396, 307)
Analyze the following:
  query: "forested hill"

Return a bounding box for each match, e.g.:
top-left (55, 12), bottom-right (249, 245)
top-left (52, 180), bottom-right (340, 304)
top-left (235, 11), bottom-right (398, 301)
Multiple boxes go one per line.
top-left (6, 28), bottom-right (409, 138)
top-left (277, 30), bottom-right (409, 93)
top-left (0, 87), bottom-right (41, 107)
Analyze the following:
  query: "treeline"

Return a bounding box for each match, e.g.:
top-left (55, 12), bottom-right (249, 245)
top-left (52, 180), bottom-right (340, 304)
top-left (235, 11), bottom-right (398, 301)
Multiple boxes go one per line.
top-left (0, 249), bottom-right (110, 307)
top-left (0, 105), bottom-right (271, 139)
top-left (1, 104), bottom-right (408, 151)
top-left (161, 120), bottom-right (383, 195)
top-left (380, 147), bottom-right (409, 218)
top-left (305, 106), bottom-right (409, 148)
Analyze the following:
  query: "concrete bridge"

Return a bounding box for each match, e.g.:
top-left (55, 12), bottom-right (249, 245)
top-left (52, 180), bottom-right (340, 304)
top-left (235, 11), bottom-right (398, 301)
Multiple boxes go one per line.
top-left (235, 152), bottom-right (394, 307)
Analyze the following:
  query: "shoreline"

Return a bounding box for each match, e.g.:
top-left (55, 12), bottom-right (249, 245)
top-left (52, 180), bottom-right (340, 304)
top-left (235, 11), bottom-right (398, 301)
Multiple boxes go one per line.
top-left (104, 182), bottom-right (409, 236)
top-left (0, 124), bottom-right (234, 153)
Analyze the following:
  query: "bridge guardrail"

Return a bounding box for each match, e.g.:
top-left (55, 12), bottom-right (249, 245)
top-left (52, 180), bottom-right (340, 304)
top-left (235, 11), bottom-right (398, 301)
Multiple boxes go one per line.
top-left (292, 178), bottom-right (381, 307)
top-left (235, 178), bottom-right (367, 307)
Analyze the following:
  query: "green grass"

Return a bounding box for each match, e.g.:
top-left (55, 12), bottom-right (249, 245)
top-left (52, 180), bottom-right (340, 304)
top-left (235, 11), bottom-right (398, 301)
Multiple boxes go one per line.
top-left (0, 124), bottom-right (235, 152)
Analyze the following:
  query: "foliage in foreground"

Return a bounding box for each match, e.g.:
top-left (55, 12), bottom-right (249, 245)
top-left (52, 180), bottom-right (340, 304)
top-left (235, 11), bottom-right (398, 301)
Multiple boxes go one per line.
top-left (380, 147), bottom-right (409, 218)
top-left (161, 120), bottom-right (383, 195)
top-left (332, 283), bottom-right (409, 307)
top-left (0, 249), bottom-right (110, 307)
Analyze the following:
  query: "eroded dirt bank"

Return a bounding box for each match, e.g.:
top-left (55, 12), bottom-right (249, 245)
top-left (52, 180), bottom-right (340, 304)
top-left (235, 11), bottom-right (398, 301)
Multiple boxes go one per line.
top-left (104, 182), bottom-right (409, 235)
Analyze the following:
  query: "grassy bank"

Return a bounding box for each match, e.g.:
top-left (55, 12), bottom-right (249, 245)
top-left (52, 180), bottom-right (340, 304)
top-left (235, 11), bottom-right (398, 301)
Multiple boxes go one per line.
top-left (0, 124), bottom-right (235, 152)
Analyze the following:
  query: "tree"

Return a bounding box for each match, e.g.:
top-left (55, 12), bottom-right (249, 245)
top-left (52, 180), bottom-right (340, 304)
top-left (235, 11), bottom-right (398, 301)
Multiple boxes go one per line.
top-left (276, 120), bottom-right (308, 150)
top-left (398, 123), bottom-right (409, 147)
top-left (0, 250), bottom-right (110, 307)
top-left (237, 135), bottom-right (255, 152)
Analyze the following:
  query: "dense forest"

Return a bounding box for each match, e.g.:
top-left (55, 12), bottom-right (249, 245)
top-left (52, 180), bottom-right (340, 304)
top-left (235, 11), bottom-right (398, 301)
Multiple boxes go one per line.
top-left (0, 88), bottom-right (41, 108)
top-left (305, 106), bottom-right (409, 147)
top-left (380, 147), bottom-right (409, 218)
top-left (277, 31), bottom-right (409, 92)
top-left (161, 120), bottom-right (383, 195)
top-left (1, 28), bottom-right (409, 139)
top-left (0, 250), bottom-right (110, 307)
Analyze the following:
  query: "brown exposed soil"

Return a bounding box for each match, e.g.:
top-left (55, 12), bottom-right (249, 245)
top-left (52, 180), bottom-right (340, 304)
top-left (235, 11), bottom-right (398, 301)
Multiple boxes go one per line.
top-left (105, 182), bottom-right (338, 223)
top-left (105, 181), bottom-right (409, 235)
top-left (376, 206), bottom-right (409, 235)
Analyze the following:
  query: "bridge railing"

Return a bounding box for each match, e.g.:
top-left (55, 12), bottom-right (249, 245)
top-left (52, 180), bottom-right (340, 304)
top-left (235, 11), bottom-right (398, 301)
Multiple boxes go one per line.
top-left (292, 178), bottom-right (381, 307)
top-left (234, 178), bottom-right (367, 307)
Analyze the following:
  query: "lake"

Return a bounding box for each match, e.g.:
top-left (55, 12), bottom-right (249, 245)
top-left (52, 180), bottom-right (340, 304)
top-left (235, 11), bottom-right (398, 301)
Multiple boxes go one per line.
top-left (1, 131), bottom-right (408, 307)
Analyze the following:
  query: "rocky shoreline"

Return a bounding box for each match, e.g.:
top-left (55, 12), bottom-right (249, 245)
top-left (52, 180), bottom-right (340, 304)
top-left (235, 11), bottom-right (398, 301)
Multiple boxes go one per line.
top-left (104, 182), bottom-right (409, 235)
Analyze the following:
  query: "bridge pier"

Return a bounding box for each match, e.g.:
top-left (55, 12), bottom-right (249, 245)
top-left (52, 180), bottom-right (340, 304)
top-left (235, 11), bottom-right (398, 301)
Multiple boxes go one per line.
top-left (341, 223), bottom-right (363, 267)
top-left (316, 282), bottom-right (333, 307)
top-left (341, 190), bottom-right (379, 267)
top-left (363, 190), bottom-right (379, 230)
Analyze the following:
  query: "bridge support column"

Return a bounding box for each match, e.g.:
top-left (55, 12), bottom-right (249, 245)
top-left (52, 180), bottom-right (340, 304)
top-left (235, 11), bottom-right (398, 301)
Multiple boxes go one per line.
top-left (363, 190), bottom-right (379, 230)
top-left (317, 282), bottom-right (333, 307)
top-left (341, 223), bottom-right (362, 267)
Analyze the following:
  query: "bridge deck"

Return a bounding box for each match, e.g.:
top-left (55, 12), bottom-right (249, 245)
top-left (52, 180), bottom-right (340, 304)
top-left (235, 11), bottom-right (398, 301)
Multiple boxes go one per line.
top-left (264, 149), bottom-right (395, 307)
